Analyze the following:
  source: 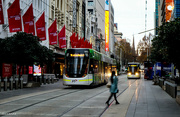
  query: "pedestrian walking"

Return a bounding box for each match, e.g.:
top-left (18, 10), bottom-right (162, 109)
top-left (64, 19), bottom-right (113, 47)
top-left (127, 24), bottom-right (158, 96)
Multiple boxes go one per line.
top-left (106, 71), bottom-right (119, 106)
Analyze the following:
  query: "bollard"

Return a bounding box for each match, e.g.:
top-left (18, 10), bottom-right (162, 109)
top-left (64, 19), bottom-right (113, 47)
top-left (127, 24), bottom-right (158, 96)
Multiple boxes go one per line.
top-left (39, 76), bottom-right (42, 85)
top-left (4, 77), bottom-right (8, 91)
top-left (52, 75), bottom-right (54, 84)
top-left (9, 76), bottom-right (13, 90)
top-left (15, 77), bottom-right (19, 90)
top-left (48, 75), bottom-right (50, 84)
top-left (0, 76), bottom-right (1, 92)
top-left (20, 77), bottom-right (23, 89)
top-left (43, 75), bottom-right (46, 85)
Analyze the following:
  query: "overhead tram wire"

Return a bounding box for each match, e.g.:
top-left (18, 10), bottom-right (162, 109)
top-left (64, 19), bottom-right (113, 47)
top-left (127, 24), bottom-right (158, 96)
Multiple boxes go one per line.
top-left (138, 28), bottom-right (155, 34)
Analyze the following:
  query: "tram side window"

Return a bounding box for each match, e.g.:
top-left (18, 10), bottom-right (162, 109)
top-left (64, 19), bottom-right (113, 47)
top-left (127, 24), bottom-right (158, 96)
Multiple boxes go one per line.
top-left (89, 59), bottom-right (94, 74)
top-left (108, 64), bottom-right (112, 74)
top-left (104, 63), bottom-right (108, 74)
top-left (94, 60), bottom-right (99, 73)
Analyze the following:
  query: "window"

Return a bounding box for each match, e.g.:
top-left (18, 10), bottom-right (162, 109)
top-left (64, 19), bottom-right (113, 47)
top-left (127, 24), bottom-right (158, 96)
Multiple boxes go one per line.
top-left (88, 1), bottom-right (94, 6)
top-left (91, 26), bottom-right (93, 33)
top-left (57, 0), bottom-right (59, 8)
top-left (88, 9), bottom-right (93, 14)
top-left (66, 17), bottom-right (68, 29)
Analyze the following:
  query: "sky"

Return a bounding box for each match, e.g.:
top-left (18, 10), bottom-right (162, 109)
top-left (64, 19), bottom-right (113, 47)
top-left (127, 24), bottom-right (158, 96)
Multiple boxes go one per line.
top-left (111, 0), bottom-right (155, 49)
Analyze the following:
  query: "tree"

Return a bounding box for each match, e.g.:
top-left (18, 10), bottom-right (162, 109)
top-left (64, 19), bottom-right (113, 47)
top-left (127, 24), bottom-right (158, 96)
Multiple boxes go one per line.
top-left (0, 32), bottom-right (53, 77)
top-left (137, 34), bottom-right (152, 63)
top-left (150, 18), bottom-right (180, 71)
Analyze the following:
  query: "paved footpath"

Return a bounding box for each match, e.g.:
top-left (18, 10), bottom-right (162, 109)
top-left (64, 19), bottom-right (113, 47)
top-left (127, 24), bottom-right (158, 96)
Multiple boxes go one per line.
top-left (102, 78), bottom-right (180, 117)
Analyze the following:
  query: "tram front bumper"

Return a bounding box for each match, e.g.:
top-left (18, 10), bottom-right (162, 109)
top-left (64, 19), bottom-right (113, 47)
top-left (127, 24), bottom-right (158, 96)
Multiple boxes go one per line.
top-left (63, 75), bottom-right (93, 86)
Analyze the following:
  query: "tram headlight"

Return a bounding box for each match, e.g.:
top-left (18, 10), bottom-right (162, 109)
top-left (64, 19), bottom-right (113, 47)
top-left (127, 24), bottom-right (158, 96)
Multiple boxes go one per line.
top-left (135, 72), bottom-right (139, 76)
top-left (128, 72), bottom-right (131, 75)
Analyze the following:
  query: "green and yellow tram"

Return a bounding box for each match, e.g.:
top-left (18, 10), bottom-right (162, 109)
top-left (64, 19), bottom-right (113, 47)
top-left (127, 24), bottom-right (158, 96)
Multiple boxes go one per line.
top-left (127, 62), bottom-right (141, 79)
top-left (63, 48), bottom-right (117, 86)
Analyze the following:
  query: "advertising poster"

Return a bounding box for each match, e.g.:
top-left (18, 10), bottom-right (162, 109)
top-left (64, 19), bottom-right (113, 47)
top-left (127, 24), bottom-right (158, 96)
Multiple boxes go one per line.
top-left (2, 63), bottom-right (12, 78)
top-left (33, 64), bottom-right (41, 76)
top-left (166, 0), bottom-right (174, 22)
top-left (105, 11), bottom-right (109, 51)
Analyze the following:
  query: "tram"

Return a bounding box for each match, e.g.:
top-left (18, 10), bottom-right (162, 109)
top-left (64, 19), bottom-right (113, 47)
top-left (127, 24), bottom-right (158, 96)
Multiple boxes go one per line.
top-left (63, 48), bottom-right (117, 86)
top-left (127, 62), bottom-right (141, 79)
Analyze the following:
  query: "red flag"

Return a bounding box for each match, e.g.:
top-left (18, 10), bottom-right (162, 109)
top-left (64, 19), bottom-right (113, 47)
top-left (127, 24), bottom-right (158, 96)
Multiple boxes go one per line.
top-left (7, 0), bottom-right (22, 32)
top-left (76, 37), bottom-right (81, 48)
top-left (70, 33), bottom-right (76, 48)
top-left (75, 33), bottom-right (78, 42)
top-left (90, 43), bottom-right (92, 49)
top-left (58, 25), bottom-right (66, 48)
top-left (0, 0), bottom-right (4, 24)
top-left (70, 32), bottom-right (75, 43)
top-left (83, 40), bottom-right (87, 48)
top-left (73, 33), bottom-right (79, 48)
top-left (87, 42), bottom-right (90, 48)
top-left (23, 4), bottom-right (35, 35)
top-left (80, 37), bottom-right (84, 48)
top-left (48, 19), bottom-right (57, 45)
top-left (36, 12), bottom-right (46, 41)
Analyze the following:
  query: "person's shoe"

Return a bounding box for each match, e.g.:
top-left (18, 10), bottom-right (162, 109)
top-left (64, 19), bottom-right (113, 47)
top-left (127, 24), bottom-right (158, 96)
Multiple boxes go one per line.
top-left (116, 102), bottom-right (120, 104)
top-left (105, 102), bottom-right (109, 106)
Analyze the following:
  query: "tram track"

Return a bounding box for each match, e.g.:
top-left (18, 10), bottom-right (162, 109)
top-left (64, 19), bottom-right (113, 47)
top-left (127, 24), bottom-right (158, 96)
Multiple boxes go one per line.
top-left (57, 88), bottom-right (109, 117)
top-left (0, 85), bottom-right (110, 117)
top-left (0, 76), bottom-right (138, 117)
top-left (0, 89), bottom-right (83, 116)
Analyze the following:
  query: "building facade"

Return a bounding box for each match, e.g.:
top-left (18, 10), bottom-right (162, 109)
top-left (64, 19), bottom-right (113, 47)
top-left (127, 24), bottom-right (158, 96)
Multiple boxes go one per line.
top-left (157, 0), bottom-right (180, 27)
top-left (0, 0), bottom-right (50, 48)
top-left (0, 0), bottom-right (89, 78)
top-left (155, 0), bottom-right (160, 35)
top-left (109, 2), bottom-right (115, 57)
top-left (86, 0), bottom-right (114, 56)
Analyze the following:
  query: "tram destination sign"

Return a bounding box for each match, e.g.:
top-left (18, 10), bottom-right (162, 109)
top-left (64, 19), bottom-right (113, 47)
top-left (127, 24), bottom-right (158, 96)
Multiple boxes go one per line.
top-left (70, 54), bottom-right (84, 57)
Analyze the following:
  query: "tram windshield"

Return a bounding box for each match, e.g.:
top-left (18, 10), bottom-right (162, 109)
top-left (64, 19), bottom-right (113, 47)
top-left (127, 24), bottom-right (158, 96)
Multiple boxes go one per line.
top-left (127, 63), bottom-right (140, 74)
top-left (128, 65), bottom-right (138, 74)
top-left (65, 49), bottom-right (89, 78)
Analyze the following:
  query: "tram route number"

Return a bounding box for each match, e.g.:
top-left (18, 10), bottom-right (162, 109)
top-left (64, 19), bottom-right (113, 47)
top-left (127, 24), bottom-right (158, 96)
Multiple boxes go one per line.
top-left (72, 79), bottom-right (77, 83)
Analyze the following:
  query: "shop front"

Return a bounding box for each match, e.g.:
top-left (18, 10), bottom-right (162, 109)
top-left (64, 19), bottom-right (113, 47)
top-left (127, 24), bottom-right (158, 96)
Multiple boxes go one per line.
top-left (53, 53), bottom-right (65, 79)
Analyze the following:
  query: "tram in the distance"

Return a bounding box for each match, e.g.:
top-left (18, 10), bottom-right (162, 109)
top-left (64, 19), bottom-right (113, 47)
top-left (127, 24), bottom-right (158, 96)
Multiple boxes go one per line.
top-left (63, 48), bottom-right (117, 86)
top-left (127, 62), bottom-right (141, 79)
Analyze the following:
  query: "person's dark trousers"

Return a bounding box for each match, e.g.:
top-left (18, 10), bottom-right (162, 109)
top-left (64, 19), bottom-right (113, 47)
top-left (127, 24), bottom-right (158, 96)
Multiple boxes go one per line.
top-left (106, 93), bottom-right (119, 105)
